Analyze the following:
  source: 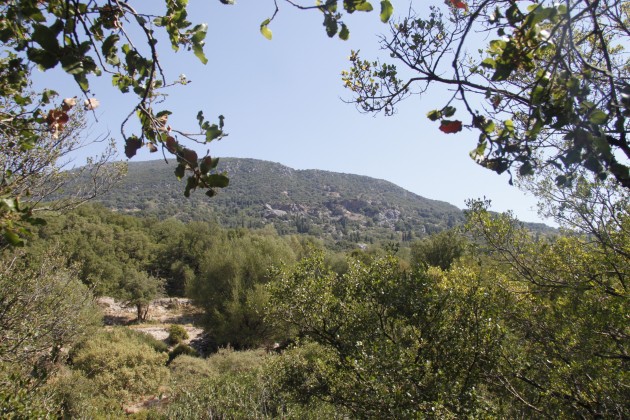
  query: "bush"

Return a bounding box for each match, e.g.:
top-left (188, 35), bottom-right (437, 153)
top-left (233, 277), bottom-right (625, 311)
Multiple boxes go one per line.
top-left (68, 328), bottom-right (169, 402)
top-left (168, 344), bottom-right (198, 364)
top-left (167, 324), bottom-right (189, 345)
top-left (164, 348), bottom-right (338, 419)
top-left (125, 328), bottom-right (169, 353)
top-left (0, 249), bottom-right (100, 416)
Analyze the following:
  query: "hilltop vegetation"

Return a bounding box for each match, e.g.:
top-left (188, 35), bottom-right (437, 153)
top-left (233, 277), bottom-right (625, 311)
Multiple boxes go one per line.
top-left (93, 158), bottom-right (464, 247)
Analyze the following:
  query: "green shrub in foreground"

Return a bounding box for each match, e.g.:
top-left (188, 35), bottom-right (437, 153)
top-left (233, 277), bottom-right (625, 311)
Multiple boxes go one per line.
top-left (164, 348), bottom-right (340, 419)
top-left (68, 328), bottom-right (169, 402)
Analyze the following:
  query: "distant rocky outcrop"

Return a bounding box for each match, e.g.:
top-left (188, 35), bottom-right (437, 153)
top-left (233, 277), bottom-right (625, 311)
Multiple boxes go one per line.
top-left (92, 158), bottom-right (553, 246)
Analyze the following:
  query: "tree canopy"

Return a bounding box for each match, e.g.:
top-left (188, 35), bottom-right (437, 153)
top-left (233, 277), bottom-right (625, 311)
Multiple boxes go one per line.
top-left (342, 0), bottom-right (629, 189)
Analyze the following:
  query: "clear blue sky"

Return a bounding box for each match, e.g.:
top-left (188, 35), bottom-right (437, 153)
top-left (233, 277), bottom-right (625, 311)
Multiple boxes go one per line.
top-left (34, 0), bottom-right (547, 224)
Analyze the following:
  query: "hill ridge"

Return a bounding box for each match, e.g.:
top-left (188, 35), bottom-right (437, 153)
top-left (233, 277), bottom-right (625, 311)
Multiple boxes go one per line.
top-left (93, 157), bottom-right (534, 247)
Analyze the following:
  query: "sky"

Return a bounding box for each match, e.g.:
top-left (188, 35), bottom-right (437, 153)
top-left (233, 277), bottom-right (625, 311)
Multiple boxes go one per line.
top-left (33, 0), bottom-right (548, 224)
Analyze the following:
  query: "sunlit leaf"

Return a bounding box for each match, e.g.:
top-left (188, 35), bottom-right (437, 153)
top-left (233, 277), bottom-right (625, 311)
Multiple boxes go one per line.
top-left (380, 0), bottom-right (393, 22)
top-left (260, 19), bottom-right (272, 40)
top-left (427, 110), bottom-right (441, 121)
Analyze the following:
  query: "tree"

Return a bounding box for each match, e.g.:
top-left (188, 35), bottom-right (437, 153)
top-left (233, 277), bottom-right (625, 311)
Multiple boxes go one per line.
top-left (0, 88), bottom-right (125, 246)
top-left (119, 268), bottom-right (164, 321)
top-left (187, 231), bottom-right (297, 349)
top-left (464, 200), bottom-right (628, 417)
top-left (410, 228), bottom-right (467, 270)
top-left (0, 249), bottom-right (100, 416)
top-left (342, 0), bottom-right (629, 188)
top-left (267, 251), bottom-right (510, 417)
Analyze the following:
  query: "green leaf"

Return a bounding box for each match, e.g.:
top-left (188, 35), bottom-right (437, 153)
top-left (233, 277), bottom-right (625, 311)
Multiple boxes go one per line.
top-left (356, 2), bottom-right (374, 12)
top-left (205, 125), bottom-right (222, 142)
top-left (531, 85), bottom-right (546, 105)
top-left (204, 174), bottom-right (230, 188)
top-left (588, 110), bottom-right (608, 125)
top-left (26, 48), bottom-right (59, 70)
top-left (260, 19), bottom-right (272, 40)
top-left (191, 23), bottom-right (208, 43)
top-left (102, 33), bottom-right (119, 56)
top-left (339, 24), bottom-right (350, 40)
top-left (380, 0), bottom-right (393, 22)
top-left (442, 106), bottom-right (456, 117)
top-left (324, 15), bottom-right (338, 38)
top-left (74, 73), bottom-right (89, 91)
top-left (427, 110), bottom-right (441, 121)
top-left (174, 164), bottom-right (186, 179)
top-left (192, 44), bottom-right (208, 64)
top-left (32, 24), bottom-right (60, 52)
top-left (61, 55), bottom-right (85, 75)
top-left (469, 141), bottom-right (487, 158)
top-left (184, 176), bottom-right (198, 197)
top-left (483, 120), bottom-right (496, 134)
top-left (519, 161), bottom-right (534, 176)
top-left (3, 230), bottom-right (24, 247)
top-left (504, 120), bottom-right (515, 133)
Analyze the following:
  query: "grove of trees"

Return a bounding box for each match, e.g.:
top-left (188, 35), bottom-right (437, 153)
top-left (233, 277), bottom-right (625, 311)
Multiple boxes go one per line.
top-left (0, 0), bottom-right (627, 418)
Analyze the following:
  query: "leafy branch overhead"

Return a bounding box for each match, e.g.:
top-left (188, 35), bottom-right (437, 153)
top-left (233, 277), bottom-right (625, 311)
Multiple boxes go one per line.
top-left (342, 0), bottom-right (629, 189)
top-left (0, 0), bottom-right (391, 245)
top-left (260, 0), bottom-right (393, 41)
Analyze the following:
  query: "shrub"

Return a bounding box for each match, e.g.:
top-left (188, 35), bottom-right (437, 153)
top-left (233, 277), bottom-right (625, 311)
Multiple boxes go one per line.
top-left (164, 348), bottom-right (339, 419)
top-left (167, 324), bottom-right (189, 345)
top-left (0, 250), bottom-right (100, 416)
top-left (168, 344), bottom-right (198, 364)
top-left (126, 328), bottom-right (169, 353)
top-left (68, 328), bottom-right (169, 401)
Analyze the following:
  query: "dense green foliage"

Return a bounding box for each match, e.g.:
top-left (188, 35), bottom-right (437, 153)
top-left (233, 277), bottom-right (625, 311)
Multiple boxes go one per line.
top-left (1, 1), bottom-right (627, 416)
top-left (55, 328), bottom-right (169, 417)
top-left (1, 184), bottom-right (626, 417)
top-left (265, 200), bottom-right (629, 417)
top-left (0, 250), bottom-right (100, 418)
top-left (165, 349), bottom-right (338, 419)
top-left (267, 251), bottom-right (509, 417)
top-left (95, 158), bottom-right (471, 245)
top-left (167, 324), bottom-right (189, 345)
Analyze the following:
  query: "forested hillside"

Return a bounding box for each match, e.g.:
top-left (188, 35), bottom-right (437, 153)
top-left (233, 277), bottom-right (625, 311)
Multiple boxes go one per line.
top-left (93, 158), bottom-right (464, 246)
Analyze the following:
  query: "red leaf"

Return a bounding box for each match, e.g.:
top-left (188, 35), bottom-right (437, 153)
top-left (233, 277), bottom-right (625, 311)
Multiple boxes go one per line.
top-left (439, 120), bottom-right (463, 134)
top-left (448, 0), bottom-right (468, 10)
top-left (165, 136), bottom-right (178, 153)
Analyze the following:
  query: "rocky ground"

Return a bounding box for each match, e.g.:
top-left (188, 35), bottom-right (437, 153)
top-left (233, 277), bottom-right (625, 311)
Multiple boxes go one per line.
top-left (97, 297), bottom-right (208, 354)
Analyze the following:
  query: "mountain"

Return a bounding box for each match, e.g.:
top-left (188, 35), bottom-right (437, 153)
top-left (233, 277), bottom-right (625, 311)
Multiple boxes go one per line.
top-left (94, 158), bottom-right (466, 247)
